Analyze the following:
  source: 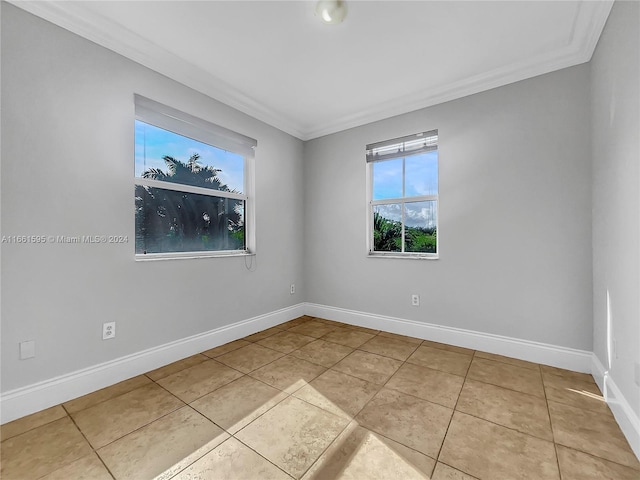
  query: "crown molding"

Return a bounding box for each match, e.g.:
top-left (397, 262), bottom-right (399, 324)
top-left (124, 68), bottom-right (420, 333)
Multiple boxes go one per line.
top-left (7, 0), bottom-right (306, 139)
top-left (305, 0), bottom-right (614, 139)
top-left (8, 0), bottom-right (613, 141)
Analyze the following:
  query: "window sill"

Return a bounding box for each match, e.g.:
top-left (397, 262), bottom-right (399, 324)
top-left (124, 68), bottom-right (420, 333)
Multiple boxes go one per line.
top-left (135, 251), bottom-right (255, 262)
top-left (368, 252), bottom-right (438, 260)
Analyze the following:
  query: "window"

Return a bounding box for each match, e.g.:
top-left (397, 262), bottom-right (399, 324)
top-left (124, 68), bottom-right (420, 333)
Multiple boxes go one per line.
top-left (366, 130), bottom-right (438, 258)
top-left (134, 95), bottom-right (256, 259)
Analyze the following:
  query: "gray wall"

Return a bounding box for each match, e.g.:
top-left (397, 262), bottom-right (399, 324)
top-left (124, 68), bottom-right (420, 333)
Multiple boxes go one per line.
top-left (591, 0), bottom-right (640, 418)
top-left (304, 65), bottom-right (593, 350)
top-left (1, 4), bottom-right (305, 392)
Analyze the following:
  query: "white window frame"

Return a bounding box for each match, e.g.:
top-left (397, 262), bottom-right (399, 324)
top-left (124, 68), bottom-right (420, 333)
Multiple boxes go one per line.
top-left (134, 95), bottom-right (256, 261)
top-left (366, 130), bottom-right (439, 259)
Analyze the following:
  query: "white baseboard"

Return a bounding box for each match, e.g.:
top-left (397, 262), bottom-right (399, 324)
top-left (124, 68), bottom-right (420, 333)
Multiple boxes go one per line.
top-left (592, 354), bottom-right (640, 460)
top-left (0, 301), bottom-right (597, 425)
top-left (304, 303), bottom-right (593, 373)
top-left (0, 303), bottom-right (305, 424)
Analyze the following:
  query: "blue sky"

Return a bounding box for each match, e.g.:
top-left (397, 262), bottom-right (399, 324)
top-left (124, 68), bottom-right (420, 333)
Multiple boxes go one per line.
top-left (372, 151), bottom-right (438, 228)
top-left (135, 120), bottom-right (244, 192)
top-left (372, 151), bottom-right (438, 200)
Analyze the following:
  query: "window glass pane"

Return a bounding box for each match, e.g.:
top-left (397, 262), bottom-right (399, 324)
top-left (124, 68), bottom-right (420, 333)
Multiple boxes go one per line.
top-left (372, 158), bottom-right (403, 200)
top-left (405, 151), bottom-right (438, 197)
top-left (404, 201), bottom-right (437, 253)
top-left (135, 120), bottom-right (244, 193)
top-left (135, 185), bottom-right (245, 254)
top-left (372, 204), bottom-right (402, 252)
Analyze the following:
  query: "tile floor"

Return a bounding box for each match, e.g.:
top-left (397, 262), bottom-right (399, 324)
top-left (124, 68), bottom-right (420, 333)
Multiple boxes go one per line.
top-left (2, 316), bottom-right (639, 480)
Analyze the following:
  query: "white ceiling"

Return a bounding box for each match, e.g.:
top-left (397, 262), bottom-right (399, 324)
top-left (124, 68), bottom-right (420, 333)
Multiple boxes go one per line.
top-left (12, 1), bottom-right (613, 140)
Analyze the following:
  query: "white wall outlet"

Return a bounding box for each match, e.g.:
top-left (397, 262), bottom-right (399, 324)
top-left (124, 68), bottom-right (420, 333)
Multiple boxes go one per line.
top-left (411, 294), bottom-right (420, 306)
top-left (290, 283), bottom-right (295, 295)
top-left (19, 340), bottom-right (35, 359)
top-left (103, 322), bottom-right (116, 340)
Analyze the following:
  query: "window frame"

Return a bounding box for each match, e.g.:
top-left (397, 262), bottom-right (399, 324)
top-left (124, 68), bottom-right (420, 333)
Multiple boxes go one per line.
top-left (134, 95), bottom-right (256, 261)
top-left (366, 130), bottom-right (439, 259)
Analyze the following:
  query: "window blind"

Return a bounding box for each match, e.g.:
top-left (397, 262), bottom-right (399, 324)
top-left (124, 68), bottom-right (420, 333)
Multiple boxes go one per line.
top-left (366, 130), bottom-right (438, 163)
top-left (134, 94), bottom-right (257, 158)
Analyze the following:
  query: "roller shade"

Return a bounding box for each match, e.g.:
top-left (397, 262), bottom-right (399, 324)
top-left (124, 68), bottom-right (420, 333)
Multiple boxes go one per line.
top-left (366, 130), bottom-right (437, 163)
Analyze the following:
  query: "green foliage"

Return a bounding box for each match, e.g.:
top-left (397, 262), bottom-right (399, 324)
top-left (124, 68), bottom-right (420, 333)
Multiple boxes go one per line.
top-left (373, 212), bottom-right (436, 253)
top-left (135, 154), bottom-right (244, 254)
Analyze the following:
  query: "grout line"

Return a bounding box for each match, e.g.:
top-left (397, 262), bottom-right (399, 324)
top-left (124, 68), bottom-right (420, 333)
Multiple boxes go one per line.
top-left (60, 404), bottom-right (117, 480)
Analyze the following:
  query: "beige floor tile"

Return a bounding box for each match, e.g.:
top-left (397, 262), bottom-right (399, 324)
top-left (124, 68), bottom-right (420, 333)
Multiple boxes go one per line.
top-left (172, 437), bottom-right (291, 480)
top-left (474, 351), bottom-right (540, 370)
top-left (467, 357), bottom-right (545, 397)
top-left (278, 316), bottom-right (313, 329)
top-left (542, 372), bottom-right (609, 414)
top-left (98, 406), bottom-right (228, 480)
top-left (332, 350), bottom-right (402, 385)
top-left (290, 339), bottom-right (354, 368)
top-left (249, 355), bottom-right (327, 393)
top-left (63, 375), bottom-right (152, 413)
top-left (289, 320), bottom-right (341, 338)
top-left (39, 453), bottom-right (112, 480)
top-left (71, 383), bottom-right (184, 448)
top-left (302, 422), bottom-right (436, 480)
top-left (355, 388), bottom-right (453, 458)
top-left (293, 369), bottom-right (380, 420)
top-left (257, 330), bottom-right (317, 353)
top-left (432, 462), bottom-right (479, 480)
top-left (377, 331), bottom-right (423, 345)
top-left (342, 324), bottom-right (381, 335)
top-left (312, 318), bottom-right (346, 327)
top-left (439, 411), bottom-right (560, 479)
top-left (216, 343), bottom-right (285, 373)
top-left (541, 365), bottom-right (596, 384)
top-left (145, 353), bottom-right (209, 381)
top-left (236, 396), bottom-right (348, 479)
top-left (244, 326), bottom-right (285, 342)
top-left (406, 345), bottom-right (473, 377)
top-left (556, 444), bottom-right (640, 479)
top-left (202, 339), bottom-right (251, 358)
top-left (156, 359), bottom-right (243, 403)
top-left (386, 362), bottom-right (464, 408)
top-left (456, 379), bottom-right (552, 440)
top-left (420, 340), bottom-right (474, 356)
top-left (358, 335), bottom-right (419, 361)
top-left (191, 376), bottom-right (287, 434)
top-left (0, 405), bottom-right (67, 442)
top-left (321, 328), bottom-right (376, 348)
top-left (548, 401), bottom-right (640, 470)
top-left (0, 416), bottom-right (92, 480)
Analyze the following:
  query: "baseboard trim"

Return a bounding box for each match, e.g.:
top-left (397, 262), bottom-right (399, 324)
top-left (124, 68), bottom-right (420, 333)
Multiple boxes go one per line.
top-left (0, 303), bottom-right (304, 424)
top-left (591, 354), bottom-right (640, 459)
top-left (304, 303), bottom-right (592, 373)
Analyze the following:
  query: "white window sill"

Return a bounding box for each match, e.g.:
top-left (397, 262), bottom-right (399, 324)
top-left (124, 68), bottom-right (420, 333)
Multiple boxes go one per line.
top-left (135, 251), bottom-right (255, 262)
top-left (368, 252), bottom-right (439, 260)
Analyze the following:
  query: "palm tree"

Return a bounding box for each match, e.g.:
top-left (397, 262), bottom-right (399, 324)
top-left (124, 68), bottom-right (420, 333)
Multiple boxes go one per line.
top-left (373, 212), bottom-right (402, 252)
top-left (135, 155), bottom-right (243, 254)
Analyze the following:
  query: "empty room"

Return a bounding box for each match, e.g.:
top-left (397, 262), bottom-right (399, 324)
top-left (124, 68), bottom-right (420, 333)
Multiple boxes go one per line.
top-left (1, 1), bottom-right (638, 479)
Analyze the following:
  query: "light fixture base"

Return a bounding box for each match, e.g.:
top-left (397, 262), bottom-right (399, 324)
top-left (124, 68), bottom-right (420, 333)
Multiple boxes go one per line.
top-left (315, 0), bottom-right (348, 25)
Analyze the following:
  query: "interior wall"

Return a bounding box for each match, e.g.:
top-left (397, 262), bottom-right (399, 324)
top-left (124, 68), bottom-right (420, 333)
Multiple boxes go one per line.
top-left (303, 65), bottom-right (593, 351)
top-left (591, 0), bottom-right (640, 419)
top-left (0, 3), bottom-right (305, 392)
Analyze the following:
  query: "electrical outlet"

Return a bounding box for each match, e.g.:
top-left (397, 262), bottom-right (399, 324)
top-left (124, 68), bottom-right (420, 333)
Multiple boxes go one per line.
top-left (19, 340), bottom-right (36, 359)
top-left (411, 294), bottom-right (420, 306)
top-left (290, 284), bottom-right (295, 295)
top-left (635, 363), bottom-right (640, 387)
top-left (103, 322), bottom-right (116, 340)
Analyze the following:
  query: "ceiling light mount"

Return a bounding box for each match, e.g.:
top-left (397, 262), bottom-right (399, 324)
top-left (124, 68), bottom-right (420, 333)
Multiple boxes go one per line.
top-left (315, 0), bottom-right (348, 25)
